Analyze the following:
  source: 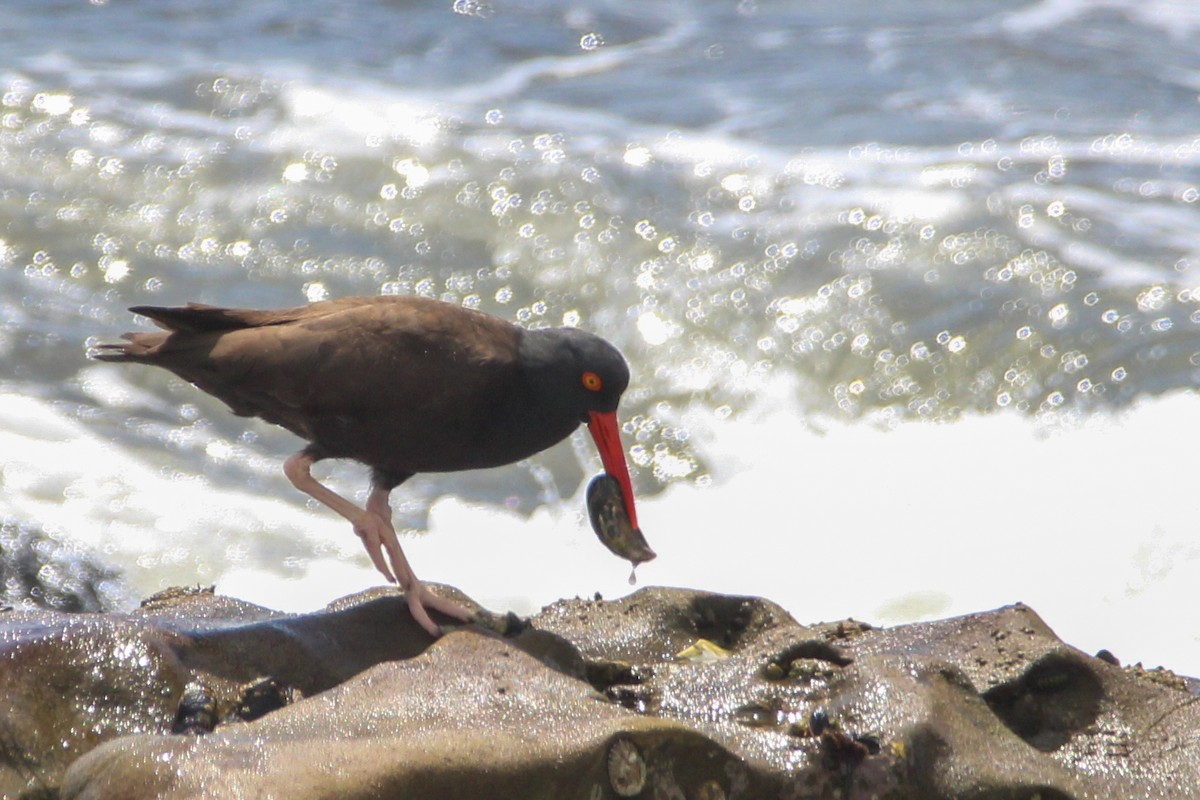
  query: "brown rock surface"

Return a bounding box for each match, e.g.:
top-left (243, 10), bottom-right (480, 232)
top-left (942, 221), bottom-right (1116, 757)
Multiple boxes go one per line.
top-left (0, 586), bottom-right (1195, 799)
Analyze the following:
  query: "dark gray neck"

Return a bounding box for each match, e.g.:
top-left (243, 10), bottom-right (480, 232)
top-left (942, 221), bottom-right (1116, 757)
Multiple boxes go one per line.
top-left (470, 328), bottom-right (586, 465)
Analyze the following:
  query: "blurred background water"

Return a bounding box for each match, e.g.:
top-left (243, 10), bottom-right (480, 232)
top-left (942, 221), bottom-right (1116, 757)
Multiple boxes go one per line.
top-left (3, 0), bottom-right (1200, 672)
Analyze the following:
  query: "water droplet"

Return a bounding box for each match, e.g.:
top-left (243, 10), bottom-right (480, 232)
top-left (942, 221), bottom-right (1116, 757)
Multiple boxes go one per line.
top-left (282, 163), bottom-right (308, 183)
top-left (580, 32), bottom-right (604, 51)
top-left (102, 259), bottom-right (130, 284)
top-left (33, 92), bottom-right (73, 116)
top-left (1151, 317), bottom-right (1173, 332)
top-left (1137, 286), bottom-right (1168, 312)
top-left (624, 146), bottom-right (652, 167)
top-left (452, 0), bottom-right (492, 17)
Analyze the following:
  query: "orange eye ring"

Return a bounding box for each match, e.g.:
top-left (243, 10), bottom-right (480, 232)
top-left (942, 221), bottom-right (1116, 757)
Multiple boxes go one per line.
top-left (582, 371), bottom-right (603, 392)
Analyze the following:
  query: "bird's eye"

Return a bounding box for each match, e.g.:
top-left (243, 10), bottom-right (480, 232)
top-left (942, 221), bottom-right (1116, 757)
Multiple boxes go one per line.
top-left (581, 371), bottom-right (603, 392)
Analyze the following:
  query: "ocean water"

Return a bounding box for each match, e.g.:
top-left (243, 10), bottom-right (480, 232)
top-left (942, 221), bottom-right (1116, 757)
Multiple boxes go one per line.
top-left (4, 0), bottom-right (1200, 673)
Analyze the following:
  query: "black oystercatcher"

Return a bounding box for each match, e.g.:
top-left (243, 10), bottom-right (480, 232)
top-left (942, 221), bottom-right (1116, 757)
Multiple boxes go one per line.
top-left (94, 295), bottom-right (644, 635)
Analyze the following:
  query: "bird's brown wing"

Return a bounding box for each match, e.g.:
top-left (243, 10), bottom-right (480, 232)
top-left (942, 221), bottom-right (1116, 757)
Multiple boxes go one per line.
top-left (130, 296), bottom-right (392, 333)
top-left (104, 296), bottom-right (525, 473)
top-left (93, 297), bottom-right (376, 359)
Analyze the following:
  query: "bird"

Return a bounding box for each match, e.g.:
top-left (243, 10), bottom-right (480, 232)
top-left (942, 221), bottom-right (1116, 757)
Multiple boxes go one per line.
top-left (93, 295), bottom-right (642, 636)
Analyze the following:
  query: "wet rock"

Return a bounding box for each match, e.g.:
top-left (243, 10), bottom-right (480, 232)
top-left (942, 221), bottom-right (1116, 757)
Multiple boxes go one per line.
top-left (0, 586), bottom-right (1196, 798)
top-left (140, 584), bottom-right (215, 610)
top-left (0, 584), bottom-right (479, 799)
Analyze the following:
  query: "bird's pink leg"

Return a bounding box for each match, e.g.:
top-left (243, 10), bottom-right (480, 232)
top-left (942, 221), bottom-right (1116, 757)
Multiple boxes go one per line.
top-left (283, 452), bottom-right (472, 635)
top-left (365, 488), bottom-right (474, 628)
top-left (283, 452), bottom-right (397, 582)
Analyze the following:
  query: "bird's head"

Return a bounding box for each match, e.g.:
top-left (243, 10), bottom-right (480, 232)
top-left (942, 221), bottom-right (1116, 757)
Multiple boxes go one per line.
top-left (522, 327), bottom-right (640, 530)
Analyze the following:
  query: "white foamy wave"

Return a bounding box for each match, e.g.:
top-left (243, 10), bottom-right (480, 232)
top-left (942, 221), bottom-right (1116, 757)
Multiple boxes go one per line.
top-left (996, 0), bottom-right (1200, 38)
top-left (272, 81), bottom-right (446, 152)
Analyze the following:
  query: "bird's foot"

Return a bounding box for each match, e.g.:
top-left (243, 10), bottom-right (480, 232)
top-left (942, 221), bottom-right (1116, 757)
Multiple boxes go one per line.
top-left (401, 580), bottom-right (474, 637)
top-left (349, 510), bottom-right (473, 636)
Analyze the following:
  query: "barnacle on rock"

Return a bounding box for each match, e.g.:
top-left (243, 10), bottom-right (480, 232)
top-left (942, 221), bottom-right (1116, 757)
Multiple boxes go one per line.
top-left (607, 737), bottom-right (647, 797)
top-left (172, 682), bottom-right (217, 735)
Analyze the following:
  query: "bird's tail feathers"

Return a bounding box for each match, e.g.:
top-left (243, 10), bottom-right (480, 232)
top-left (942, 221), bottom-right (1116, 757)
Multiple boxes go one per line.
top-left (91, 302), bottom-right (296, 362)
top-left (89, 331), bottom-right (169, 362)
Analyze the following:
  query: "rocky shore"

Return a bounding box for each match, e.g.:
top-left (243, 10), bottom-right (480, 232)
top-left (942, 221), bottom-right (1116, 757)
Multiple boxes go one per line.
top-left (2, 556), bottom-right (1198, 799)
